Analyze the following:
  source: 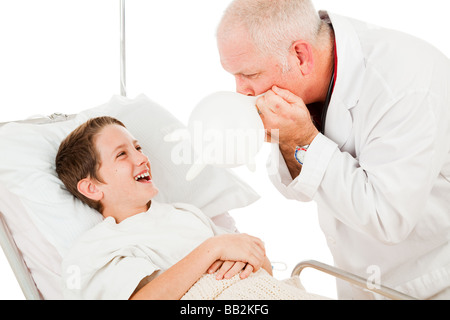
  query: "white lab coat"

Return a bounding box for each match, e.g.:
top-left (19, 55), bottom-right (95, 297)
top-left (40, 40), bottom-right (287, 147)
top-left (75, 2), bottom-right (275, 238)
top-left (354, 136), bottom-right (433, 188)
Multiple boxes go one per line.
top-left (267, 12), bottom-right (450, 299)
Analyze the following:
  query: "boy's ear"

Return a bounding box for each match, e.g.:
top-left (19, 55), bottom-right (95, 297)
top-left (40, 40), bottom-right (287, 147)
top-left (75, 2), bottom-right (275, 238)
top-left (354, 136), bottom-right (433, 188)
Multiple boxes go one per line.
top-left (77, 178), bottom-right (103, 201)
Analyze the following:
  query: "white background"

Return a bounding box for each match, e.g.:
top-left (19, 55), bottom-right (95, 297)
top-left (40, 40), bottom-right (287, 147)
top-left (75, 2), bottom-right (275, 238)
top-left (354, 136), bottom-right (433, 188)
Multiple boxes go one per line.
top-left (1, 0), bottom-right (449, 300)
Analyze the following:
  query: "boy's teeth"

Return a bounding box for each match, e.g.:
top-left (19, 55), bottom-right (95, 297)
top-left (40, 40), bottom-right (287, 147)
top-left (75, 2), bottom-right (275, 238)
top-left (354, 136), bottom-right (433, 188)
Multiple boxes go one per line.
top-left (134, 172), bottom-right (150, 181)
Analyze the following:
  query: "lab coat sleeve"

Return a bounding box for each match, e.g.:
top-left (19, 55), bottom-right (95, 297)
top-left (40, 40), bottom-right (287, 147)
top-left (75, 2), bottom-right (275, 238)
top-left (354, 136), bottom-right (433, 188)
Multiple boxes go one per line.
top-left (266, 135), bottom-right (338, 202)
top-left (268, 91), bottom-right (447, 244)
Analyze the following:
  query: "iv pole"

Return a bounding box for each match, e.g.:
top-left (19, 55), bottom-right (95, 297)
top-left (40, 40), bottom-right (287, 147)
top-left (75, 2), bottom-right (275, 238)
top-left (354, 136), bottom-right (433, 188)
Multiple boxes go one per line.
top-left (120, 0), bottom-right (127, 97)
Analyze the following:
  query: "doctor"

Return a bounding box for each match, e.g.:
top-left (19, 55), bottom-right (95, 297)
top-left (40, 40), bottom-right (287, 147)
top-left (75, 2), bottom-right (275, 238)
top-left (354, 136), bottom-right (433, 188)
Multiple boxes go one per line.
top-left (217, 0), bottom-right (450, 299)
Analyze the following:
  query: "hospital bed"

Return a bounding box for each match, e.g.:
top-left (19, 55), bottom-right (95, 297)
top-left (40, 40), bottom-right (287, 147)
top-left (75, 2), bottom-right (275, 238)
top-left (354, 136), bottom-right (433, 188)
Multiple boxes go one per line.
top-left (0, 0), bottom-right (416, 300)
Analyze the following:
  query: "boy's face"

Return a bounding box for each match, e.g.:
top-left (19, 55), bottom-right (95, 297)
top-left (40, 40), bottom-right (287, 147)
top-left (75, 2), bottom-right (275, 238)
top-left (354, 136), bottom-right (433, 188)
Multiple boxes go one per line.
top-left (89, 124), bottom-right (158, 217)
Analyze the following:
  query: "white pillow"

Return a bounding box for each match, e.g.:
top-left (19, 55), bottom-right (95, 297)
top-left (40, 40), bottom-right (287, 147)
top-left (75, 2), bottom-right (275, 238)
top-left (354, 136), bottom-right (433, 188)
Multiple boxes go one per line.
top-left (0, 94), bottom-right (259, 299)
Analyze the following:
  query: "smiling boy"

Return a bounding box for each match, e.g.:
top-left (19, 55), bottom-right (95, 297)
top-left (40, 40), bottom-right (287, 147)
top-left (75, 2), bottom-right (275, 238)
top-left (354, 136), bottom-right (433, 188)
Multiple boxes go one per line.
top-left (55, 116), bottom-right (271, 299)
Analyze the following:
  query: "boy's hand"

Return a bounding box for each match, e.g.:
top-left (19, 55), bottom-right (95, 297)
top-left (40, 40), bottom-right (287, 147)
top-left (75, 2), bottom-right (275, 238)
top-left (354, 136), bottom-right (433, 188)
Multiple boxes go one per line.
top-left (208, 260), bottom-right (253, 280)
top-left (205, 233), bottom-right (266, 280)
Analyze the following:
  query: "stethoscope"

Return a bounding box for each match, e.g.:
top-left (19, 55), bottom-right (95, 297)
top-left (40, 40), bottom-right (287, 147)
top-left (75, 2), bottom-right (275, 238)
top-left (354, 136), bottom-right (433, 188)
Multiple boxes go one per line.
top-left (320, 66), bottom-right (335, 135)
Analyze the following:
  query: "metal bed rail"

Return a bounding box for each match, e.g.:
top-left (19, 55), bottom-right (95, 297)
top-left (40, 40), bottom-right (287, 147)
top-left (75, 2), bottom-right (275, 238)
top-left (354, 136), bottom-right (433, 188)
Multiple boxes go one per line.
top-left (0, 113), bottom-right (75, 127)
top-left (0, 212), bottom-right (42, 300)
top-left (292, 260), bottom-right (418, 300)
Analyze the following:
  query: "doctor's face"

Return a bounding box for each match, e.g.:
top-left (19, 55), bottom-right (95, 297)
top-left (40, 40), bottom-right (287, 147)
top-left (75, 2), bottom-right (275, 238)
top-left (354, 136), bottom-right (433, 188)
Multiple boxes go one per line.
top-left (217, 28), bottom-right (305, 99)
top-left (93, 124), bottom-right (158, 213)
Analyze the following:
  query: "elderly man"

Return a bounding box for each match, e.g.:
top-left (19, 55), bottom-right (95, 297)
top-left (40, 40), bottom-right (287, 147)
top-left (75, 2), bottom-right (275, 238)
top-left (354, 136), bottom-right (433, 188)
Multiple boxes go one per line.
top-left (217, 0), bottom-right (450, 299)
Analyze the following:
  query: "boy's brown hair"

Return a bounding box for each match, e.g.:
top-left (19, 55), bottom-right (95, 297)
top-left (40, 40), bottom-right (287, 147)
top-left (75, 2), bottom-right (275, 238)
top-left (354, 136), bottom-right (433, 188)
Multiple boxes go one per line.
top-left (55, 116), bottom-right (125, 213)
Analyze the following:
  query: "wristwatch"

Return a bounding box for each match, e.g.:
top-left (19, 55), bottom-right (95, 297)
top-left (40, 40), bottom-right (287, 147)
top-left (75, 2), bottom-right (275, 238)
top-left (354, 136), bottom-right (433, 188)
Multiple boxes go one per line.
top-left (294, 145), bottom-right (309, 165)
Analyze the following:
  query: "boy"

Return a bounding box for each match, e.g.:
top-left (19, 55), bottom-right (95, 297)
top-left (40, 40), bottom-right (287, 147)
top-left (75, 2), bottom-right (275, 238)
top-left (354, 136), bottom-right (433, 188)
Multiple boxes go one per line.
top-left (56, 116), bottom-right (272, 299)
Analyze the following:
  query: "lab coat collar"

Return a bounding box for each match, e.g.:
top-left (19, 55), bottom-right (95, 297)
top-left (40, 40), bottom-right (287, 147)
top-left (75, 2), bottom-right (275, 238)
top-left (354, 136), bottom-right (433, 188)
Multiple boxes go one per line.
top-left (320, 11), bottom-right (366, 147)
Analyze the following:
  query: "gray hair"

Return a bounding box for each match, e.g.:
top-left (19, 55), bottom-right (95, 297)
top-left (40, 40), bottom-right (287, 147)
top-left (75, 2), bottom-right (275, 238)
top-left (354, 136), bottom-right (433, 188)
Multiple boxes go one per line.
top-left (217, 0), bottom-right (326, 71)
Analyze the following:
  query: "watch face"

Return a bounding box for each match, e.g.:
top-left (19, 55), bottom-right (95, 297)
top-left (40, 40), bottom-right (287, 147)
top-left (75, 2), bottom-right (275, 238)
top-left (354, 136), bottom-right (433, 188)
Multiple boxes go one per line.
top-left (295, 145), bottom-right (309, 165)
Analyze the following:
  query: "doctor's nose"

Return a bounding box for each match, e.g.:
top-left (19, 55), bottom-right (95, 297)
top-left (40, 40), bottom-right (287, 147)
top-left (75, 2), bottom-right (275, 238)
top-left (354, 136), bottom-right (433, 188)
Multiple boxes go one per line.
top-left (235, 77), bottom-right (255, 96)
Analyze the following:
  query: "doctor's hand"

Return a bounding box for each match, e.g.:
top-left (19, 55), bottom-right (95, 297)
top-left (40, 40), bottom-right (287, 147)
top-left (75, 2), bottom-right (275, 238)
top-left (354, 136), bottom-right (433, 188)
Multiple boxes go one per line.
top-left (256, 86), bottom-right (319, 148)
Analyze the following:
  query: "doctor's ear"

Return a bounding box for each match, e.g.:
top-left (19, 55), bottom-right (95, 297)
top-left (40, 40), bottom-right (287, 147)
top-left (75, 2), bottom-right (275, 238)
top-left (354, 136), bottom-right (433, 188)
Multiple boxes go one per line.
top-left (291, 40), bottom-right (314, 75)
top-left (77, 178), bottom-right (103, 201)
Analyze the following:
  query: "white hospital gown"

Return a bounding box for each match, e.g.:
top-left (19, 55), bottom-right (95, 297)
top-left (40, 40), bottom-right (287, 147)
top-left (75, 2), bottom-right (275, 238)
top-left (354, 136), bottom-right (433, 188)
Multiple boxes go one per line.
top-left (61, 201), bottom-right (227, 300)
